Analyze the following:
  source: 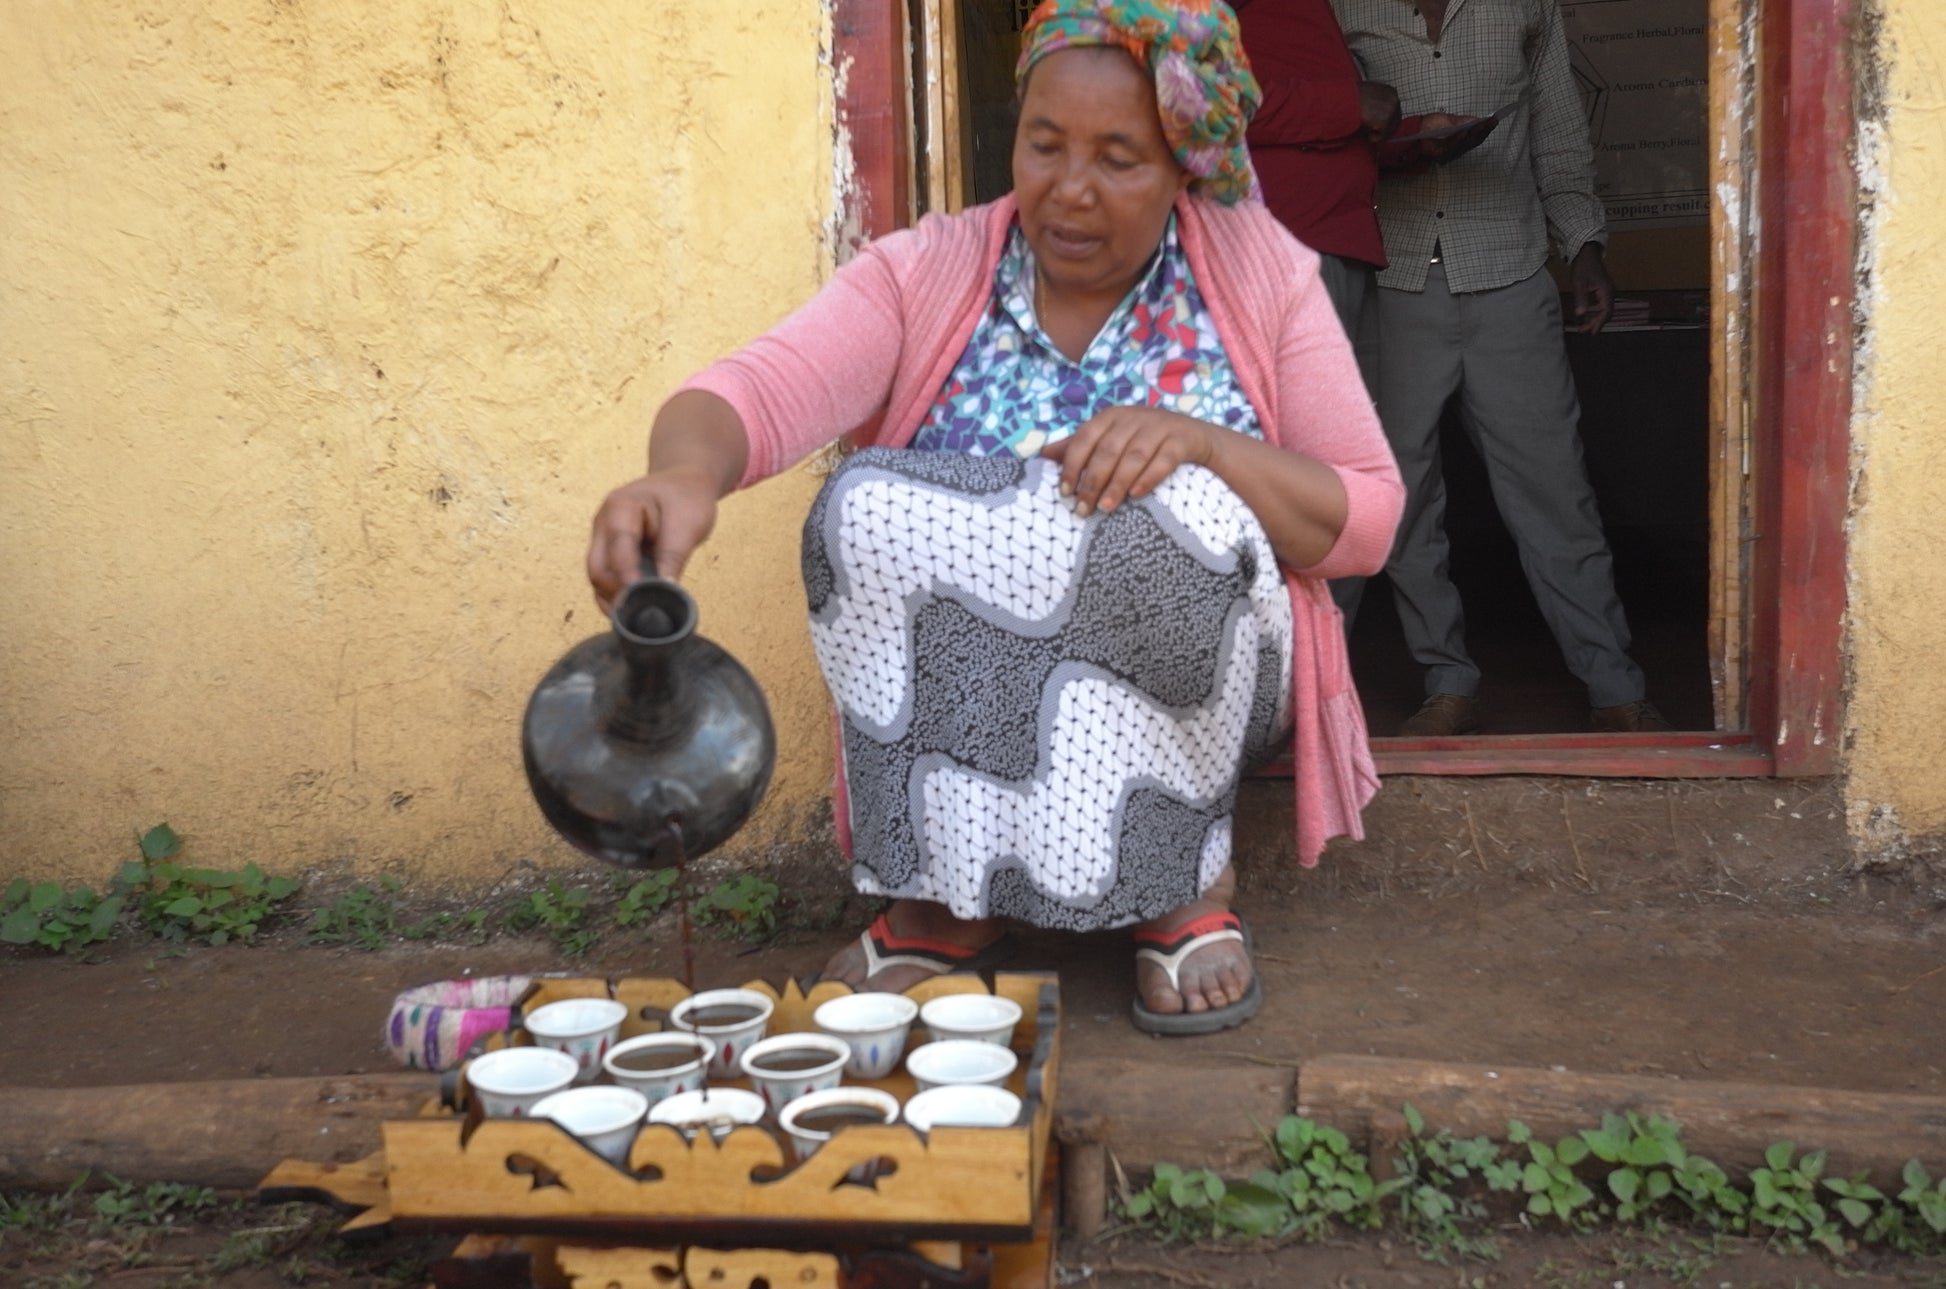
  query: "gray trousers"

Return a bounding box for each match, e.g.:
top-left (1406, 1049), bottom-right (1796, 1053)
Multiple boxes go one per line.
top-left (1343, 263), bottom-right (1645, 709)
top-left (1315, 252), bottom-right (1380, 394)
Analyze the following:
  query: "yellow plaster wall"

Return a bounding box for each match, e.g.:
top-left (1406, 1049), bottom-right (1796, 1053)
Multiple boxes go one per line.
top-left (0, 2), bottom-right (837, 885)
top-left (1847, 0), bottom-right (1946, 852)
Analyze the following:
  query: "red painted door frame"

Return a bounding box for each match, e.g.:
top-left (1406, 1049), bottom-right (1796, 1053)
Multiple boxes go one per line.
top-left (828, 0), bottom-right (1854, 780)
top-left (1747, 0), bottom-right (1854, 777)
top-left (830, 0), bottom-right (912, 255)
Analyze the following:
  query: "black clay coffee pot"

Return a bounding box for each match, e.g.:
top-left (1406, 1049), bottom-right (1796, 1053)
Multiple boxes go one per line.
top-left (522, 578), bottom-right (777, 867)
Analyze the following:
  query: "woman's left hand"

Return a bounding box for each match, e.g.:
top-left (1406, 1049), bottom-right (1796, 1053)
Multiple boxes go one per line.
top-left (1040, 407), bottom-right (1216, 518)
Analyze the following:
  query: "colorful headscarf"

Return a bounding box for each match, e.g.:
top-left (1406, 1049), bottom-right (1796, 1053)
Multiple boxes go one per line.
top-left (1016, 0), bottom-right (1262, 206)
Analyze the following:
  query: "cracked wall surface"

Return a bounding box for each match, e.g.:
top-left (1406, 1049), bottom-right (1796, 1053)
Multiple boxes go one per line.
top-left (1847, 0), bottom-right (1946, 864)
top-left (0, 1), bottom-right (837, 882)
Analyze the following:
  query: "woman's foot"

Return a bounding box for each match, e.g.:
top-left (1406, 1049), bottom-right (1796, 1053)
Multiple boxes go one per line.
top-left (1131, 866), bottom-right (1259, 1031)
top-left (820, 899), bottom-right (1011, 994)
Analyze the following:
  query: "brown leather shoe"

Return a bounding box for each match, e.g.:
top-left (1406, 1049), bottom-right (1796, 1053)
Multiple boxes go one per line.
top-left (1589, 699), bottom-right (1673, 732)
top-left (1398, 693), bottom-right (1482, 737)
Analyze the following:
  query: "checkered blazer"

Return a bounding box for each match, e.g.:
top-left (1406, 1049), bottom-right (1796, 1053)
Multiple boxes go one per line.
top-left (1331, 0), bottom-right (1607, 292)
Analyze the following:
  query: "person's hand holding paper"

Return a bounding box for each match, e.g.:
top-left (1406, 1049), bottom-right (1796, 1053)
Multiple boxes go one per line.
top-left (1379, 100), bottom-right (1517, 171)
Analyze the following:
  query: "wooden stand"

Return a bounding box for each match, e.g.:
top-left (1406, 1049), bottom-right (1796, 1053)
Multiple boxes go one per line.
top-left (425, 1141), bottom-right (1060, 1289)
top-left (262, 973), bottom-right (1063, 1289)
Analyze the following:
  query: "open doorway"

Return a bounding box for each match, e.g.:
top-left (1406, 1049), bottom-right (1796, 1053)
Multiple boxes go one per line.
top-left (877, 0), bottom-right (1850, 777)
top-left (1350, 1), bottom-right (1717, 738)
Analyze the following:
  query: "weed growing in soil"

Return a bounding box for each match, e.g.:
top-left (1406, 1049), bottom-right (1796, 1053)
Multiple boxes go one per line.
top-left (1390, 1105), bottom-right (1516, 1258)
top-left (1121, 1162), bottom-right (1233, 1241)
top-left (612, 869), bottom-right (679, 928)
top-left (305, 867), bottom-right (781, 955)
top-left (1510, 1117), bottom-right (1600, 1229)
top-left (692, 874), bottom-right (781, 939)
top-left (2, 825), bottom-right (300, 953)
top-left (0, 1184), bottom-right (442, 1289)
top-left (0, 1173), bottom-right (222, 1287)
top-left (304, 873), bottom-right (408, 949)
top-left (305, 873), bottom-right (484, 949)
top-left (0, 878), bottom-right (124, 954)
top-left (502, 877), bottom-right (598, 955)
top-left (1578, 1109), bottom-right (1748, 1234)
top-left (85, 1176), bottom-right (218, 1226)
top-left (6, 827), bottom-right (798, 962)
top-left (1118, 1107), bottom-right (1946, 1270)
top-left (121, 824), bottom-right (302, 947)
top-left (1255, 1115), bottom-right (1396, 1237)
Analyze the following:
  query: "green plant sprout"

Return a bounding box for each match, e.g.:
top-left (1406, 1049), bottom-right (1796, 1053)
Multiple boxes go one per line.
top-left (0, 878), bottom-right (124, 954)
top-left (692, 874), bottom-right (781, 938)
top-left (1116, 1110), bottom-right (1946, 1268)
top-left (121, 823), bottom-right (301, 946)
top-left (613, 869), bottom-right (680, 928)
top-left (4, 824), bottom-right (303, 954)
top-left (502, 878), bottom-right (597, 956)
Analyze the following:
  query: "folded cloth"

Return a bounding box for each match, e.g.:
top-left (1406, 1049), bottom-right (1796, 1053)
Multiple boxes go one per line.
top-left (806, 449), bottom-right (1292, 931)
top-left (384, 974), bottom-right (533, 1071)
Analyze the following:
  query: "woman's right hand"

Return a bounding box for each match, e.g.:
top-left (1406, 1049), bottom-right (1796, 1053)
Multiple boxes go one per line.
top-left (585, 390), bottom-right (751, 613)
top-left (585, 468), bottom-right (723, 614)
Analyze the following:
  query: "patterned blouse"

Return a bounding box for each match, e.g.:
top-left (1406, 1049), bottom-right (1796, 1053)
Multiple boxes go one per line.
top-left (911, 215), bottom-right (1263, 457)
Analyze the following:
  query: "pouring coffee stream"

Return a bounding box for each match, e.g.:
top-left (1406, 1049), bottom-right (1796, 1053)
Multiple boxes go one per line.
top-left (522, 577), bottom-right (778, 987)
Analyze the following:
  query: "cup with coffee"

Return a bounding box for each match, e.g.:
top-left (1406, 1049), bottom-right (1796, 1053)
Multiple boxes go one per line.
top-left (738, 1032), bottom-right (851, 1115)
top-left (776, 1086), bottom-right (902, 1161)
top-left (668, 988), bottom-right (774, 1081)
top-left (602, 1032), bottom-right (715, 1109)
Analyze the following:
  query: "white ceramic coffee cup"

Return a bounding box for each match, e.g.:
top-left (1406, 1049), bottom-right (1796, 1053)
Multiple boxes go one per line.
top-left (522, 997), bottom-right (629, 1084)
top-left (601, 1032), bottom-right (715, 1109)
top-left (777, 1086), bottom-right (902, 1161)
top-left (903, 1038), bottom-right (1018, 1093)
top-left (647, 1087), bottom-right (767, 1142)
top-left (668, 988), bottom-right (774, 1081)
top-left (530, 1085), bottom-right (648, 1165)
top-left (902, 1084), bottom-right (1022, 1132)
top-left (463, 1046), bottom-right (580, 1118)
top-left (812, 991), bottom-right (919, 1079)
top-left (739, 1032), bottom-right (851, 1115)
top-left (919, 993), bottom-right (1023, 1047)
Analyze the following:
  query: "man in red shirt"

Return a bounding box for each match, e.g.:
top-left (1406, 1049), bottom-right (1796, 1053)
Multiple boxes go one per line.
top-left (1234, 0), bottom-right (1399, 375)
top-left (1235, 0), bottom-right (1399, 632)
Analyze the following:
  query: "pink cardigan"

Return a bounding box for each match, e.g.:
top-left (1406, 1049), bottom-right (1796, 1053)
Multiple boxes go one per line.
top-left (684, 193), bottom-right (1405, 865)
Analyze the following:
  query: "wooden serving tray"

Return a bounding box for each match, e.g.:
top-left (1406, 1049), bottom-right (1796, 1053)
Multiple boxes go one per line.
top-left (269, 972), bottom-right (1060, 1246)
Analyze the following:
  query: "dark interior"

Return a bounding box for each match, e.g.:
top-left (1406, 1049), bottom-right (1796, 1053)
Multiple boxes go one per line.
top-left (1347, 319), bottom-right (1715, 735)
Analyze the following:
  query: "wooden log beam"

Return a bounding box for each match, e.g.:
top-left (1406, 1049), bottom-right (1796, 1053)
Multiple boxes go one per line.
top-left (1057, 1058), bottom-right (1291, 1177)
top-left (1296, 1055), bottom-right (1946, 1183)
top-left (0, 1074), bottom-right (440, 1192)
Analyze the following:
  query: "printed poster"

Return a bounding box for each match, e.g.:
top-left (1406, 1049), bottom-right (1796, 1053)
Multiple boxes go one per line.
top-left (1560, 0), bottom-right (1709, 228)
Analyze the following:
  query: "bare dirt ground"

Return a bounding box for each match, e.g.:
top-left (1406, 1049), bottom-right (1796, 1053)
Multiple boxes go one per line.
top-left (3, 775), bottom-right (1944, 1288)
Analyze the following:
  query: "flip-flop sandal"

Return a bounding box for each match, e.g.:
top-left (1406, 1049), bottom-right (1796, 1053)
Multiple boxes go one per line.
top-left (860, 912), bottom-right (1018, 977)
top-left (1130, 910), bottom-right (1263, 1036)
top-left (800, 913), bottom-right (1018, 992)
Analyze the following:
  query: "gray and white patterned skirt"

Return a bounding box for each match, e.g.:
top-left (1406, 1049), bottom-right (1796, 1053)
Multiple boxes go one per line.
top-left (803, 448), bottom-right (1293, 933)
